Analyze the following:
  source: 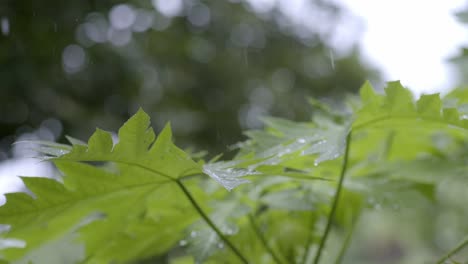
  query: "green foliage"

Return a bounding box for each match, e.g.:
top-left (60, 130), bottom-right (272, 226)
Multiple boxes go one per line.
top-left (2, 81), bottom-right (468, 263)
top-left (0, 0), bottom-right (379, 155)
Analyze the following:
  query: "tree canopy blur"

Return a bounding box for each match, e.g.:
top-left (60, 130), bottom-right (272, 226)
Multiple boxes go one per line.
top-left (0, 0), bottom-right (378, 156)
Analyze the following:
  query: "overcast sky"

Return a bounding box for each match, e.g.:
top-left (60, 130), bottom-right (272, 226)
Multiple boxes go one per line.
top-left (338, 0), bottom-right (468, 94)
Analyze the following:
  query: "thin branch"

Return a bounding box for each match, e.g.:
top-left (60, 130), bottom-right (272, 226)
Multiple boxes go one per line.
top-left (248, 214), bottom-right (284, 264)
top-left (436, 234), bottom-right (468, 264)
top-left (312, 132), bottom-right (352, 264)
top-left (176, 180), bottom-right (249, 264)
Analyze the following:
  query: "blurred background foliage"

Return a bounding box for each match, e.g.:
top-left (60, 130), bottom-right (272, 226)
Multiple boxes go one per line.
top-left (0, 0), bottom-right (379, 157)
top-left (452, 7), bottom-right (468, 86)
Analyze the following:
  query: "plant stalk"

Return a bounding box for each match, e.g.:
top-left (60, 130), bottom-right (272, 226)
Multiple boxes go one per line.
top-left (334, 208), bottom-right (361, 264)
top-left (312, 132), bottom-right (352, 264)
top-left (300, 197), bottom-right (316, 264)
top-left (176, 180), bottom-right (249, 264)
top-left (436, 234), bottom-right (468, 264)
top-left (248, 214), bottom-right (284, 264)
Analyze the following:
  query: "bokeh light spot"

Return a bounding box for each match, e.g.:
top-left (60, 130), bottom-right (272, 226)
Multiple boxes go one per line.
top-left (62, 44), bottom-right (86, 73)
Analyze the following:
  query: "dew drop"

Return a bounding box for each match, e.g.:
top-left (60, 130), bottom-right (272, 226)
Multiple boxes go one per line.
top-left (179, 240), bottom-right (187, 246)
top-left (297, 138), bottom-right (306, 144)
top-left (217, 242), bottom-right (224, 249)
top-left (190, 231), bottom-right (197, 238)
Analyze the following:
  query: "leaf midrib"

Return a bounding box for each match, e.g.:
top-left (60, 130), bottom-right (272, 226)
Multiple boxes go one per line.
top-left (1, 178), bottom-right (173, 219)
top-left (353, 114), bottom-right (468, 132)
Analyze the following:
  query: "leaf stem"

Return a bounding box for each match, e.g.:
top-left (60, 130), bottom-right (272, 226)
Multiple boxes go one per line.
top-left (300, 210), bottom-right (317, 264)
top-left (436, 234), bottom-right (468, 264)
top-left (175, 180), bottom-right (249, 264)
top-left (248, 214), bottom-right (284, 264)
top-left (334, 208), bottom-right (361, 264)
top-left (312, 132), bottom-right (352, 264)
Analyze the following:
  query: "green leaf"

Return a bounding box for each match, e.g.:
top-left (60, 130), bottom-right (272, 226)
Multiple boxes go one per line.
top-left (359, 80), bottom-right (381, 105)
top-left (0, 110), bottom-right (203, 263)
top-left (56, 109), bottom-right (201, 180)
top-left (383, 81), bottom-right (415, 114)
top-left (417, 94), bottom-right (442, 118)
top-left (4, 82), bottom-right (468, 264)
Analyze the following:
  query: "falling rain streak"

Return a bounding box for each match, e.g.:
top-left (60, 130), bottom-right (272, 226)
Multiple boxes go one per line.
top-left (329, 49), bottom-right (335, 70)
top-left (1, 17), bottom-right (9, 36)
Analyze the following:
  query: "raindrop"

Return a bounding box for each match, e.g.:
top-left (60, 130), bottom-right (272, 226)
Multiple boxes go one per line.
top-left (203, 162), bottom-right (253, 191)
top-left (0, 238), bottom-right (26, 249)
top-left (277, 148), bottom-right (292, 157)
top-left (243, 49), bottom-right (249, 67)
top-left (216, 243), bottom-right (224, 249)
top-left (1, 17), bottom-right (10, 36)
top-left (297, 138), bottom-right (306, 144)
top-left (179, 240), bottom-right (187, 246)
top-left (190, 231), bottom-right (198, 238)
top-left (53, 23), bottom-right (58, 32)
top-left (329, 49), bottom-right (335, 70)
